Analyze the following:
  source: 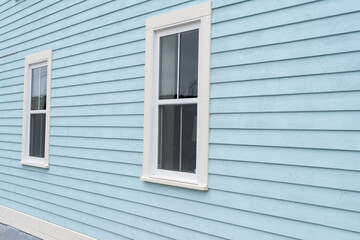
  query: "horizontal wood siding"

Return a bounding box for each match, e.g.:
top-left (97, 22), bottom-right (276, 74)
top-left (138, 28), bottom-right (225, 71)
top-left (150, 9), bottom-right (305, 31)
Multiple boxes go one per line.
top-left (209, 0), bottom-right (360, 239)
top-left (0, 0), bottom-right (359, 239)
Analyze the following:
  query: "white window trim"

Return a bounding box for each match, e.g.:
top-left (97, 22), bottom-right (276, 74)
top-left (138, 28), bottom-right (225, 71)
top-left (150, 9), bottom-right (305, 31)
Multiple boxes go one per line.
top-left (21, 49), bottom-right (52, 168)
top-left (141, 2), bottom-right (211, 191)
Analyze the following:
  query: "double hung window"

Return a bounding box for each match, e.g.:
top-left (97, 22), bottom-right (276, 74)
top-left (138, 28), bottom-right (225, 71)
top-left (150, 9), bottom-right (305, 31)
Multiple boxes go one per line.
top-left (21, 50), bottom-right (52, 168)
top-left (142, 2), bottom-right (211, 190)
top-left (157, 23), bottom-right (199, 177)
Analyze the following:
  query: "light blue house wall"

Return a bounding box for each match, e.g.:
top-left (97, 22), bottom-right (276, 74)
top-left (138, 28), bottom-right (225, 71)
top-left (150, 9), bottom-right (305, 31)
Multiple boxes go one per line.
top-left (1, 0), bottom-right (360, 239)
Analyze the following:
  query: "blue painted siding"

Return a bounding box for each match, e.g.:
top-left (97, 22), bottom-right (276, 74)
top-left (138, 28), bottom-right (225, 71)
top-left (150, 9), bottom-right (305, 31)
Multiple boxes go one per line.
top-left (0, 0), bottom-right (359, 239)
top-left (208, 0), bottom-right (360, 239)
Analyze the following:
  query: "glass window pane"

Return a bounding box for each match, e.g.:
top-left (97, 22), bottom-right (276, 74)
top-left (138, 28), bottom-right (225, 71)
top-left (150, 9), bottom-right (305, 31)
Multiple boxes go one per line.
top-left (31, 67), bottom-right (40, 110)
top-left (159, 34), bottom-right (178, 99)
top-left (40, 66), bottom-right (47, 110)
top-left (179, 29), bottom-right (198, 98)
top-left (31, 66), bottom-right (47, 110)
top-left (29, 113), bottom-right (46, 158)
top-left (158, 105), bottom-right (180, 171)
top-left (158, 104), bottom-right (197, 173)
top-left (181, 104), bottom-right (197, 173)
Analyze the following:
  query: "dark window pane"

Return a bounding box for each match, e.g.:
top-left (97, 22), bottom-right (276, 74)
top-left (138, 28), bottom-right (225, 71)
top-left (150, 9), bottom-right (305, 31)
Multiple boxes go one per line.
top-left (158, 104), bottom-right (197, 173)
top-left (31, 68), bottom-right (40, 110)
top-left (181, 104), bottom-right (197, 173)
top-left (179, 30), bottom-right (198, 98)
top-left (159, 34), bottom-right (178, 99)
top-left (31, 66), bottom-right (47, 110)
top-left (40, 66), bottom-right (47, 110)
top-left (158, 105), bottom-right (180, 171)
top-left (29, 114), bottom-right (46, 158)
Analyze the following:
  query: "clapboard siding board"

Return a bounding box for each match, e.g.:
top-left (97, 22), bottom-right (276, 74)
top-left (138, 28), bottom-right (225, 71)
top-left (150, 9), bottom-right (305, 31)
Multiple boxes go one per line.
top-left (50, 126), bottom-right (144, 140)
top-left (210, 91), bottom-right (360, 113)
top-left (211, 52), bottom-right (360, 83)
top-left (52, 41), bottom-right (145, 70)
top-left (51, 66), bottom-right (145, 88)
top-left (210, 129), bottom-right (360, 151)
top-left (209, 143), bottom-right (360, 171)
top-left (210, 111), bottom-right (360, 131)
top-left (0, 0), bottom-right (359, 239)
top-left (210, 71), bottom-right (360, 98)
top-left (0, 109), bottom-right (21, 118)
top-left (51, 102), bottom-right (145, 116)
top-left (212, 11), bottom-right (360, 53)
top-left (51, 78), bottom-right (144, 98)
top-left (211, 31), bottom-right (360, 68)
top-left (211, 0), bottom-right (360, 38)
top-left (212, 0), bottom-right (248, 9)
top-left (212, 0), bottom-right (317, 23)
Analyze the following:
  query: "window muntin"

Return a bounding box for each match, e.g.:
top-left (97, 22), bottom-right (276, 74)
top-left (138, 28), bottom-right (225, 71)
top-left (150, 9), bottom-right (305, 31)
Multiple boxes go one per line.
top-left (21, 50), bottom-right (52, 168)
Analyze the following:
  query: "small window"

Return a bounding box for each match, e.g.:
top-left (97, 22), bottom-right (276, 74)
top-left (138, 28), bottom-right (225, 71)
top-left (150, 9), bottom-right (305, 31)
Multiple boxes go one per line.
top-left (142, 2), bottom-right (211, 190)
top-left (21, 50), bottom-right (52, 168)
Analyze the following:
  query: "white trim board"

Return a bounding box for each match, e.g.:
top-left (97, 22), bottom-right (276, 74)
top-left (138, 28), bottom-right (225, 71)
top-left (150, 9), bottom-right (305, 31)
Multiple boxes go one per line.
top-left (0, 205), bottom-right (97, 240)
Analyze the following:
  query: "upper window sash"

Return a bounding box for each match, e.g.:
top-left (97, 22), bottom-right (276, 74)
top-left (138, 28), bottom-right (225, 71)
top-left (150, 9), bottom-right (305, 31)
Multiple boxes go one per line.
top-left (29, 63), bottom-right (47, 111)
top-left (156, 22), bottom-right (200, 101)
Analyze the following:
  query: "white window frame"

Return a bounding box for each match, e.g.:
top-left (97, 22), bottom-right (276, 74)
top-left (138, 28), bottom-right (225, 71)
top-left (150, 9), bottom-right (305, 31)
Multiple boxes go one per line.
top-left (21, 49), bottom-right (52, 168)
top-left (141, 2), bottom-right (211, 190)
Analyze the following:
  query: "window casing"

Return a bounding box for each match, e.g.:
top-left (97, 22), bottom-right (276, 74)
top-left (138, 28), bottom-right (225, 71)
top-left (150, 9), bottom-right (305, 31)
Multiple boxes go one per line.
top-left (21, 50), bottom-right (52, 168)
top-left (142, 2), bottom-right (211, 190)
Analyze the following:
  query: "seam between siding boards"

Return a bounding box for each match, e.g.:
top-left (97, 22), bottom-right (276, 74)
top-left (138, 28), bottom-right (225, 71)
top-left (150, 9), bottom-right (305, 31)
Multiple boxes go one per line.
top-left (211, 49), bottom-right (360, 69)
top-left (210, 69), bottom-right (360, 84)
top-left (209, 142), bottom-right (360, 153)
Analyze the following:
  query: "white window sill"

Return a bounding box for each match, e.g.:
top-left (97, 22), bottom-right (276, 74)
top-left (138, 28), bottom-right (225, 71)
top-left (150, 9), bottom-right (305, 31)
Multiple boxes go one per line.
top-left (20, 160), bottom-right (49, 169)
top-left (141, 176), bottom-right (208, 191)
